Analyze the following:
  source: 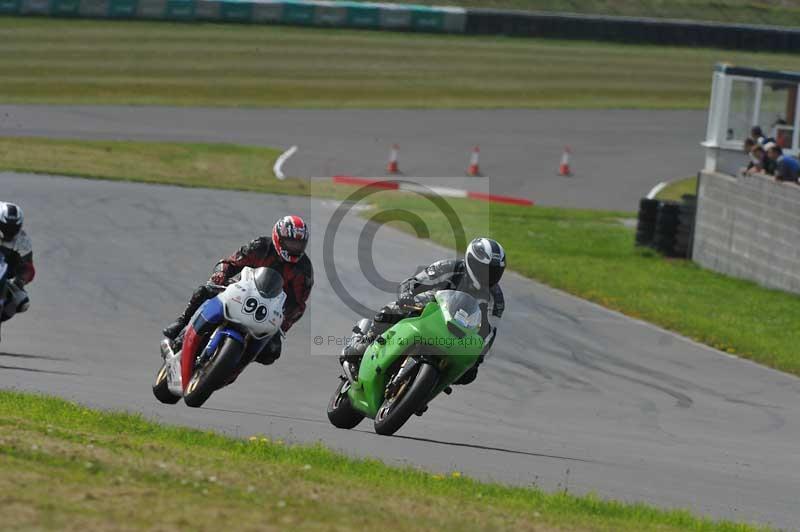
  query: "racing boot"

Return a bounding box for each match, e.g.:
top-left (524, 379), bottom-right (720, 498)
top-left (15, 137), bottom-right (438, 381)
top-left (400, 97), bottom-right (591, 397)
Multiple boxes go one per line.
top-left (162, 318), bottom-right (186, 341)
top-left (339, 319), bottom-right (373, 383)
top-left (162, 285), bottom-right (215, 341)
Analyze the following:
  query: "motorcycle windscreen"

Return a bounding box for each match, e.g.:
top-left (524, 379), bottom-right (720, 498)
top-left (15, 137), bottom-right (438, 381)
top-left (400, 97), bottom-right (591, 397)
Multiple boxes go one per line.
top-left (434, 290), bottom-right (481, 330)
top-left (253, 267), bottom-right (283, 298)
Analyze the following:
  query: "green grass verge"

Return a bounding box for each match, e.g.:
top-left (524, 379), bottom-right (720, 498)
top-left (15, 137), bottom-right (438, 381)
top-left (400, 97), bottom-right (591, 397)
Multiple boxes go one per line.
top-left (0, 137), bottom-right (311, 196)
top-left (0, 390), bottom-right (769, 531)
top-left (3, 137), bottom-right (799, 375)
top-left (656, 176), bottom-right (699, 201)
top-left (1, 17), bottom-right (799, 109)
top-left (355, 0), bottom-right (800, 28)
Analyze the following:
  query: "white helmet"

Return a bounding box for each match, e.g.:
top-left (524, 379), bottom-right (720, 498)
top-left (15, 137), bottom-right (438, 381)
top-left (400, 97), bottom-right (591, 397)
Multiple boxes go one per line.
top-left (465, 237), bottom-right (506, 290)
top-left (0, 202), bottom-right (23, 242)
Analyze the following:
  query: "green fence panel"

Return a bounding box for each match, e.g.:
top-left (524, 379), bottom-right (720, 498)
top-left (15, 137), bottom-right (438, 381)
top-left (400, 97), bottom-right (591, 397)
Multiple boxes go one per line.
top-left (443, 9), bottom-right (466, 33)
top-left (411, 7), bottom-right (444, 32)
top-left (193, 0), bottom-right (218, 20)
top-left (50, 0), bottom-right (80, 14)
top-left (219, 0), bottom-right (252, 21)
top-left (165, 0), bottom-right (193, 18)
top-left (136, 0), bottom-right (165, 17)
top-left (0, 0), bottom-right (21, 14)
top-left (108, 0), bottom-right (137, 17)
top-left (346, 3), bottom-right (379, 28)
top-left (20, 0), bottom-right (51, 15)
top-left (282, 1), bottom-right (314, 25)
top-left (379, 5), bottom-right (410, 29)
top-left (313, 3), bottom-right (346, 26)
top-left (252, 1), bottom-right (282, 23)
top-left (79, 0), bottom-right (108, 17)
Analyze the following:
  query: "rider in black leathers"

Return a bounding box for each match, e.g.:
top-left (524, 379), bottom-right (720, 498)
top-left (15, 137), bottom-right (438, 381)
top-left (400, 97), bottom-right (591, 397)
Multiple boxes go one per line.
top-left (341, 237), bottom-right (506, 385)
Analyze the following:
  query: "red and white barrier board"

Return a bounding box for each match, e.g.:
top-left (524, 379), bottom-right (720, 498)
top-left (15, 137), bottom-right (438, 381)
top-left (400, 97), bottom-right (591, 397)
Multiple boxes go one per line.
top-left (331, 176), bottom-right (533, 206)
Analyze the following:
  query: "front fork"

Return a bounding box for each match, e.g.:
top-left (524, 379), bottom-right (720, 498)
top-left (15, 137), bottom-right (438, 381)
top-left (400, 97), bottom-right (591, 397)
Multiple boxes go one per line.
top-left (161, 338), bottom-right (183, 396)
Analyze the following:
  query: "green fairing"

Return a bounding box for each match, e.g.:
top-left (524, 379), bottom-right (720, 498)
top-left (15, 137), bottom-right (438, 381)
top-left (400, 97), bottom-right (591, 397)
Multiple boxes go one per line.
top-left (347, 299), bottom-right (484, 419)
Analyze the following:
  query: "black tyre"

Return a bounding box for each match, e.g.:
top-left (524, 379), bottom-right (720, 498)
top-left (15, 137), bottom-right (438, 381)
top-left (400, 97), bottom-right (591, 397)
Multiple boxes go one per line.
top-left (327, 378), bottom-right (365, 429)
top-left (636, 221), bottom-right (656, 232)
top-left (659, 201), bottom-right (681, 212)
top-left (656, 215), bottom-right (680, 225)
top-left (152, 363), bottom-right (181, 405)
top-left (634, 233), bottom-right (654, 247)
top-left (639, 198), bottom-right (660, 216)
top-left (184, 336), bottom-right (244, 408)
top-left (374, 362), bottom-right (439, 436)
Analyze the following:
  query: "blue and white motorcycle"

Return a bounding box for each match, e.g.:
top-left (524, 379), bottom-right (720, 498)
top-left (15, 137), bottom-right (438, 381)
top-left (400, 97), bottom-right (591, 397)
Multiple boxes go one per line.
top-left (153, 266), bottom-right (286, 408)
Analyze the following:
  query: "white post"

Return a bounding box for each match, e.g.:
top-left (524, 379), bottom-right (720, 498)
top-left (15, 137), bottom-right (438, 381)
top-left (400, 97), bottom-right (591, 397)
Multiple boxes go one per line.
top-left (753, 78), bottom-right (763, 131)
top-left (793, 84), bottom-right (800, 155)
top-left (703, 71), bottom-right (728, 173)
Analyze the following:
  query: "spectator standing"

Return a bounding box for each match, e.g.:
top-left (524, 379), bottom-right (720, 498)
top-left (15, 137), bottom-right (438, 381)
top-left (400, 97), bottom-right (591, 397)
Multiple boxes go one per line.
top-left (750, 126), bottom-right (764, 144)
top-left (765, 142), bottom-right (800, 183)
top-left (745, 144), bottom-right (775, 176)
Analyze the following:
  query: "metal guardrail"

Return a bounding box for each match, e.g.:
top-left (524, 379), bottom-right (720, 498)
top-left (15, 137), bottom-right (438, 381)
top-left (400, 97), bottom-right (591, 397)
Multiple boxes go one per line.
top-left (1, 0), bottom-right (467, 33)
top-left (2, 0), bottom-right (799, 51)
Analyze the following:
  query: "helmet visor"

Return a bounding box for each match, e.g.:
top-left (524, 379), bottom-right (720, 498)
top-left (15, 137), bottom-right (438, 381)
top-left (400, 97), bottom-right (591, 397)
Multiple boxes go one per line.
top-left (0, 223), bottom-right (20, 242)
top-left (467, 254), bottom-right (504, 288)
top-left (487, 263), bottom-right (505, 286)
top-left (280, 237), bottom-right (307, 257)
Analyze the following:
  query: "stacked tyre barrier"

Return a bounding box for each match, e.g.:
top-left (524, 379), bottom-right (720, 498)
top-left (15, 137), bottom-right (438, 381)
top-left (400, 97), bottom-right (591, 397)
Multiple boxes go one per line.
top-left (635, 195), bottom-right (696, 259)
top-left (635, 198), bottom-right (659, 248)
top-left (4, 0), bottom-right (800, 51)
top-left (673, 195), bottom-right (697, 258)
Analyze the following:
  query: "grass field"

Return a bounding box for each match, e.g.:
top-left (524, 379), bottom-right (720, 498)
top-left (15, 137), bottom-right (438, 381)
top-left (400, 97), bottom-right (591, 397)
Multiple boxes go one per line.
top-left (1, 17), bottom-right (799, 109)
top-left (0, 390), bottom-right (769, 531)
top-left (3, 137), bottom-right (799, 376)
top-left (358, 0), bottom-right (800, 27)
top-left (656, 176), bottom-right (698, 201)
top-left (0, 137), bottom-right (307, 194)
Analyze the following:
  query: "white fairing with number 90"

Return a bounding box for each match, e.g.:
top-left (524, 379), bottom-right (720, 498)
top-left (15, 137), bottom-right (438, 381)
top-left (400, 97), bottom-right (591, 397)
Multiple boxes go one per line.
top-left (220, 267), bottom-right (286, 339)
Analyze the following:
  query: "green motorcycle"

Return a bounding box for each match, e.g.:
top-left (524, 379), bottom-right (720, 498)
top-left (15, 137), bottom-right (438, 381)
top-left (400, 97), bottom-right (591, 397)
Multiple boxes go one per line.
top-left (327, 290), bottom-right (485, 436)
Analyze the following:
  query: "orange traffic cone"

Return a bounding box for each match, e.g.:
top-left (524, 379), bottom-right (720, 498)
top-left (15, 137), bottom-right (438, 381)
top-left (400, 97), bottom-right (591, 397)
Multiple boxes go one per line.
top-left (468, 146), bottom-right (480, 176)
top-left (558, 146), bottom-right (572, 176)
top-left (387, 144), bottom-right (400, 174)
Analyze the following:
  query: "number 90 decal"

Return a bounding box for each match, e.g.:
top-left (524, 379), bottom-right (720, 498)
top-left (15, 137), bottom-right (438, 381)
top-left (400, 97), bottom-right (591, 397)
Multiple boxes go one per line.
top-left (242, 297), bottom-right (269, 322)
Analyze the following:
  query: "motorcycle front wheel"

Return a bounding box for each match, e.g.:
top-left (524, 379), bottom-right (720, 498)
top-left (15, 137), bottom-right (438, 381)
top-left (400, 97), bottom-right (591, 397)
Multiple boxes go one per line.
top-left (327, 378), bottom-right (365, 429)
top-left (184, 336), bottom-right (244, 408)
top-left (374, 362), bottom-right (438, 436)
top-left (152, 363), bottom-right (181, 404)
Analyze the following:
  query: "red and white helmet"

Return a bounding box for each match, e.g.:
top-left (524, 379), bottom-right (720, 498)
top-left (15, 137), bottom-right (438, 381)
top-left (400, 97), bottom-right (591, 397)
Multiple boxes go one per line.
top-left (272, 215), bottom-right (309, 263)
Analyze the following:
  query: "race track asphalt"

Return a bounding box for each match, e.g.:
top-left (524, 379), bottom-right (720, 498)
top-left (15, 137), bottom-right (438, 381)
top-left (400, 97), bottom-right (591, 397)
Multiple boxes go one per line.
top-left (2, 172), bottom-right (799, 529)
top-left (0, 105), bottom-right (707, 210)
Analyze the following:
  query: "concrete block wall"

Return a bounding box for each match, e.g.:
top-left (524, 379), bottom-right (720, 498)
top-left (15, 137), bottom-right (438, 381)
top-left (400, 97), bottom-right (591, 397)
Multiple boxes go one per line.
top-left (693, 171), bottom-right (800, 295)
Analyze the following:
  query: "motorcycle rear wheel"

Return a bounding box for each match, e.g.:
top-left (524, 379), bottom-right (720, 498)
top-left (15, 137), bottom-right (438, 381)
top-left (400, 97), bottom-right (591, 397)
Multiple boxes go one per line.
top-left (374, 362), bottom-right (438, 436)
top-left (184, 336), bottom-right (244, 408)
top-left (152, 363), bottom-right (181, 404)
top-left (327, 378), bottom-right (365, 429)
